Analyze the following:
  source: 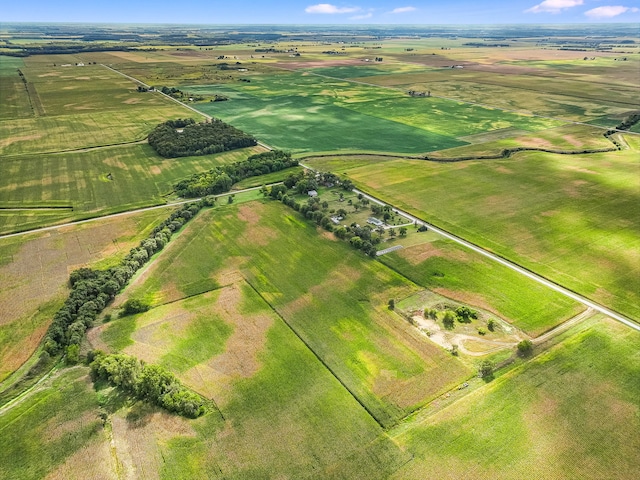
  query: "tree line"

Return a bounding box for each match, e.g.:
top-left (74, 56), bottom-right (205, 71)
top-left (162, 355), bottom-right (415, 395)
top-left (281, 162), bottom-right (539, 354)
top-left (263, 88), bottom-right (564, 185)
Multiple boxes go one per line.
top-left (175, 150), bottom-right (298, 197)
top-left (90, 352), bottom-right (206, 418)
top-left (42, 199), bottom-right (214, 360)
top-left (148, 118), bottom-right (257, 158)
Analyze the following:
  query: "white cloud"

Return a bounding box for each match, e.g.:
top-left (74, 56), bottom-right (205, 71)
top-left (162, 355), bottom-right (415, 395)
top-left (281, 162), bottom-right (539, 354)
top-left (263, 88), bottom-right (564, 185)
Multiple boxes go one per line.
top-left (525, 0), bottom-right (583, 14)
top-left (390, 6), bottom-right (417, 14)
top-left (584, 5), bottom-right (639, 18)
top-left (351, 12), bottom-right (373, 19)
top-left (305, 4), bottom-right (360, 14)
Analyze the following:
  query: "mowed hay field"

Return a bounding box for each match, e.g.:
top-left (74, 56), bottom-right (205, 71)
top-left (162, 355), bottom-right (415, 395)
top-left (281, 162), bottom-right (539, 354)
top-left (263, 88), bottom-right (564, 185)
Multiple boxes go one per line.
top-left (391, 318), bottom-right (640, 479)
top-left (0, 63), bottom-right (197, 156)
top-left (99, 201), bottom-right (473, 428)
top-left (0, 208), bottom-right (170, 382)
top-left (307, 144), bottom-right (640, 321)
top-left (0, 144), bottom-right (266, 234)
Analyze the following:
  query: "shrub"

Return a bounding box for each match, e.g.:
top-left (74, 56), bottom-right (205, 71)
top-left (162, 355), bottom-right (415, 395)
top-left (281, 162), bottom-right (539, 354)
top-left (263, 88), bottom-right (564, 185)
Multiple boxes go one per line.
top-left (121, 298), bottom-right (151, 317)
top-left (517, 339), bottom-right (534, 357)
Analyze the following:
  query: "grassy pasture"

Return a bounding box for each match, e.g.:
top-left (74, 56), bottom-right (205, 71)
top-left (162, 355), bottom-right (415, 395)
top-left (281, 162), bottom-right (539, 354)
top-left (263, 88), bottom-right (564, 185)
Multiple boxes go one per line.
top-left (0, 144), bottom-right (266, 234)
top-left (307, 147), bottom-right (640, 321)
top-left (0, 367), bottom-right (104, 480)
top-left (111, 202), bottom-right (472, 427)
top-left (0, 208), bottom-right (170, 382)
top-left (391, 319), bottom-right (640, 479)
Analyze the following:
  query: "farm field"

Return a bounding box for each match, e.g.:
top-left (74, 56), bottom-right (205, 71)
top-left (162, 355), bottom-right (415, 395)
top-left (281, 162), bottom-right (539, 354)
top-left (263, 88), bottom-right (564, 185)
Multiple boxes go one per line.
top-left (94, 282), bottom-right (410, 478)
top-left (187, 68), bottom-right (568, 153)
top-left (1, 23), bottom-right (639, 480)
top-left (0, 144), bottom-right (266, 234)
top-left (99, 201), bottom-right (473, 427)
top-left (305, 142), bottom-right (640, 321)
top-left (0, 208), bottom-right (170, 383)
top-left (0, 62), bottom-right (200, 156)
top-left (391, 318), bottom-right (640, 479)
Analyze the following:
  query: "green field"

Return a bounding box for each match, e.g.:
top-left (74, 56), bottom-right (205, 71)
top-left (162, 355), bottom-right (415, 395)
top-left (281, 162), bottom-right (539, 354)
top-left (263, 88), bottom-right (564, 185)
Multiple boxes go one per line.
top-left (0, 367), bottom-right (104, 479)
top-left (381, 238), bottom-right (584, 336)
top-left (2, 27), bottom-right (640, 479)
top-left (105, 201), bottom-right (473, 427)
top-left (0, 144), bottom-right (266, 234)
top-left (306, 145), bottom-right (640, 321)
top-left (0, 64), bottom-right (200, 155)
top-left (99, 281), bottom-right (411, 478)
top-left (391, 319), bottom-right (640, 479)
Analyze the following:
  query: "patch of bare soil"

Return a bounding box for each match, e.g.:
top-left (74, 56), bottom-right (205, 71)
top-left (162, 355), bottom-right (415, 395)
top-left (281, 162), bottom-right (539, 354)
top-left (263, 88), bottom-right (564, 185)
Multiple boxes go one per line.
top-left (110, 408), bottom-right (195, 480)
top-left (235, 203), bottom-right (276, 247)
top-left (45, 437), bottom-right (116, 480)
top-left (396, 242), bottom-right (447, 265)
top-left (0, 134), bottom-right (43, 148)
top-left (182, 283), bottom-right (274, 406)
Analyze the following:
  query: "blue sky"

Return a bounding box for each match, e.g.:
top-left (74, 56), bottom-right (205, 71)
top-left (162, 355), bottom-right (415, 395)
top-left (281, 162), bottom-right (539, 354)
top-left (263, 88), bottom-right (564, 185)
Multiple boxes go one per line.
top-left (3, 0), bottom-right (640, 24)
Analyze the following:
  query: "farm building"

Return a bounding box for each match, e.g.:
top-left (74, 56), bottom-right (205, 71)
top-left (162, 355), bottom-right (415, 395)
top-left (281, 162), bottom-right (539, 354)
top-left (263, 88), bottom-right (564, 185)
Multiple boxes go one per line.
top-left (367, 217), bottom-right (384, 227)
top-left (308, 190), bottom-right (318, 197)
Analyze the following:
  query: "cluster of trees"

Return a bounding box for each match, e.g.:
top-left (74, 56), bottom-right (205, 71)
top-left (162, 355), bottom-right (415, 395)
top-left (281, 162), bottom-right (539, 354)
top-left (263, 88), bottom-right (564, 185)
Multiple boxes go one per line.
top-left (267, 172), bottom-right (385, 258)
top-left (42, 200), bottom-right (211, 359)
top-left (426, 305), bottom-right (479, 330)
top-left (148, 118), bottom-right (256, 158)
top-left (90, 352), bottom-right (206, 418)
top-left (175, 150), bottom-right (297, 197)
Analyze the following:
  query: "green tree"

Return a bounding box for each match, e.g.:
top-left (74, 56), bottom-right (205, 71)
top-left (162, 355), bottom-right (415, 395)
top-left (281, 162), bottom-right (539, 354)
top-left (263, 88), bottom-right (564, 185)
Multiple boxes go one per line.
top-left (479, 360), bottom-right (495, 380)
top-left (399, 226), bottom-right (408, 237)
top-left (517, 339), bottom-right (533, 357)
top-left (388, 299), bottom-right (395, 310)
top-left (442, 310), bottom-right (456, 329)
top-left (487, 319), bottom-right (496, 332)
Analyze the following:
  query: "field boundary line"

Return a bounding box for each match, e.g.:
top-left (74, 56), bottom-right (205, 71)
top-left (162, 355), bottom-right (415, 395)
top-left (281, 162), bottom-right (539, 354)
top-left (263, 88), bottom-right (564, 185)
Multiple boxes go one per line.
top-left (242, 278), bottom-right (387, 429)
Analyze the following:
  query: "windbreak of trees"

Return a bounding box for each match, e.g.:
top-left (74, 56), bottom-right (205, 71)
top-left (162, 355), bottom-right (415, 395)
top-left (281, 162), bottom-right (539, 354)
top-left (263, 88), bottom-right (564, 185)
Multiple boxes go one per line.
top-left (42, 199), bottom-right (214, 358)
top-left (175, 150), bottom-right (298, 197)
top-left (148, 118), bottom-right (257, 158)
top-left (90, 352), bottom-right (206, 418)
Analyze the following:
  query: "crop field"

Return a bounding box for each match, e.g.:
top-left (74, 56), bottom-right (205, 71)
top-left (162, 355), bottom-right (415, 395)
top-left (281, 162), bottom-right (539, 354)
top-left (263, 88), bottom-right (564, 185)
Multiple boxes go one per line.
top-left (307, 144), bottom-right (640, 321)
top-left (1, 26), bottom-right (639, 480)
top-left (391, 319), bottom-right (640, 479)
top-left (185, 69), bottom-right (565, 153)
top-left (0, 367), bottom-right (105, 480)
top-left (102, 201), bottom-right (473, 427)
top-left (95, 279), bottom-right (411, 479)
top-left (0, 144), bottom-right (266, 234)
top-left (0, 208), bottom-right (170, 382)
top-left (0, 64), bottom-right (199, 155)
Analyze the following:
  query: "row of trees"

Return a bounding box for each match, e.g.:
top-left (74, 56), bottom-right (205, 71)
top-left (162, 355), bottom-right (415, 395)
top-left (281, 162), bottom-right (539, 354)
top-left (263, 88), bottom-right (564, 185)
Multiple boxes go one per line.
top-left (90, 352), bottom-right (206, 418)
top-left (42, 199), bottom-right (213, 359)
top-left (148, 118), bottom-right (256, 158)
top-left (175, 150), bottom-right (298, 197)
